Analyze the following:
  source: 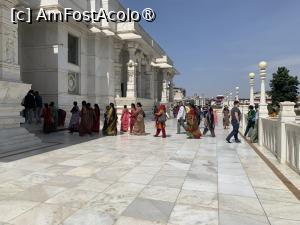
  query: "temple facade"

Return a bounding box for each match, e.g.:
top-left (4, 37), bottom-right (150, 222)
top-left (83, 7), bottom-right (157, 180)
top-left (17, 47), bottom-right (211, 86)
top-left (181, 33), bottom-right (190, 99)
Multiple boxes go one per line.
top-left (0, 0), bottom-right (177, 155)
top-left (18, 0), bottom-right (178, 115)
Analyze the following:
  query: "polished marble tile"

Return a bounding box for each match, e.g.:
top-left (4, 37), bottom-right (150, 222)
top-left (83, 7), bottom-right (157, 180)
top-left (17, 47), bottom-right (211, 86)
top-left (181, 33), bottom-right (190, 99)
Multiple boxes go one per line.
top-left (62, 208), bottom-right (115, 225)
top-left (115, 216), bottom-right (166, 225)
top-left (177, 190), bottom-right (218, 209)
top-left (122, 198), bottom-right (174, 223)
top-left (10, 203), bottom-right (75, 225)
top-left (0, 200), bottom-right (39, 222)
top-left (45, 189), bottom-right (98, 209)
top-left (254, 187), bottom-right (299, 203)
top-left (219, 194), bottom-right (265, 215)
top-left (260, 200), bottom-right (300, 221)
top-left (219, 210), bottom-right (269, 225)
top-left (139, 185), bottom-right (180, 203)
top-left (168, 204), bottom-right (218, 225)
top-left (268, 217), bottom-right (300, 225)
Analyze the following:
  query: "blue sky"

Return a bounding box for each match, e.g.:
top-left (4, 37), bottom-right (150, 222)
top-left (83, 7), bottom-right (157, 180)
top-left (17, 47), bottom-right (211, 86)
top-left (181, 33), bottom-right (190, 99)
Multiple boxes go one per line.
top-left (120, 0), bottom-right (300, 98)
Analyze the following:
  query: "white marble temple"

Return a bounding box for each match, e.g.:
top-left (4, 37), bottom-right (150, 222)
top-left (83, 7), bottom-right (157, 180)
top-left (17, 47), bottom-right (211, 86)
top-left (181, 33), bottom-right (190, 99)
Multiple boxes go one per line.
top-left (0, 120), bottom-right (298, 225)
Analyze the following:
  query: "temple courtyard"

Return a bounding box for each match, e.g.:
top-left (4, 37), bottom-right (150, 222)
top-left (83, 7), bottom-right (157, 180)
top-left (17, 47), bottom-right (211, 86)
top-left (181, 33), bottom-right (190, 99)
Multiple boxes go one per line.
top-left (0, 119), bottom-right (299, 225)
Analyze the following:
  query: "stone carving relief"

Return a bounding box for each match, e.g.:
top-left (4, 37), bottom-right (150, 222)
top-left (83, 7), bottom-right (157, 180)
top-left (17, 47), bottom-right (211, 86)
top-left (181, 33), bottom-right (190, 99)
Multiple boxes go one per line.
top-left (2, 29), bottom-right (17, 64)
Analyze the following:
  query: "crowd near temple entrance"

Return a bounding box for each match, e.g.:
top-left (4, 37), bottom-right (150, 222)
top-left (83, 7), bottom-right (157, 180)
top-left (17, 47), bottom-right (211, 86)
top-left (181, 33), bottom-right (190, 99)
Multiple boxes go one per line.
top-left (0, 0), bottom-right (300, 225)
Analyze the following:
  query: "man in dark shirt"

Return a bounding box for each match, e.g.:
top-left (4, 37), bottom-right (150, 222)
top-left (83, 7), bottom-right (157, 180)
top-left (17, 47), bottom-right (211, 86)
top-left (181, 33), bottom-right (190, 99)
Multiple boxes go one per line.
top-left (226, 101), bottom-right (241, 143)
top-left (35, 91), bottom-right (43, 124)
top-left (24, 90), bottom-right (36, 124)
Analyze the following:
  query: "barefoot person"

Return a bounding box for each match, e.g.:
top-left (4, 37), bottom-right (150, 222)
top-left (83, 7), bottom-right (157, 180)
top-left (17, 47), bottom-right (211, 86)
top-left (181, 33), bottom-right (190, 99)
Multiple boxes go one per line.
top-left (185, 103), bottom-right (202, 139)
top-left (130, 103), bottom-right (137, 134)
top-left (120, 105), bottom-right (130, 132)
top-left (226, 101), bottom-right (241, 143)
top-left (132, 102), bottom-right (146, 136)
top-left (68, 101), bottom-right (80, 133)
top-left (222, 106), bottom-right (230, 129)
top-left (154, 104), bottom-right (167, 138)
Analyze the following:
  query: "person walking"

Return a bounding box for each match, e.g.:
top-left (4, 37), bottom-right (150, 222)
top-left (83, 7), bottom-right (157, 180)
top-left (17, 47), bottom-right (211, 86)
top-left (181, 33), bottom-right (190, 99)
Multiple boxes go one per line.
top-left (41, 103), bottom-right (53, 133)
top-left (154, 104), bottom-right (167, 138)
top-left (203, 107), bottom-right (216, 137)
top-left (132, 102), bottom-right (146, 136)
top-left (68, 101), bottom-right (80, 133)
top-left (222, 106), bottom-right (230, 129)
top-left (226, 101), bottom-right (241, 143)
top-left (176, 102), bottom-right (186, 134)
top-left (244, 105), bottom-right (256, 137)
top-left (93, 104), bottom-right (101, 133)
top-left (120, 105), bottom-right (130, 132)
top-left (49, 102), bottom-right (58, 131)
top-left (24, 90), bottom-right (36, 124)
top-left (185, 103), bottom-right (202, 139)
top-left (34, 91), bottom-right (43, 124)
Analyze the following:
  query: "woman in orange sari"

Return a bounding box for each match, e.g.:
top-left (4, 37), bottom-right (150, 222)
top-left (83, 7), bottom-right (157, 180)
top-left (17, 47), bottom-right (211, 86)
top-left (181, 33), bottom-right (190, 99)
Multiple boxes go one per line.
top-left (130, 103), bottom-right (136, 134)
top-left (154, 104), bottom-right (167, 138)
top-left (120, 105), bottom-right (130, 132)
top-left (185, 103), bottom-right (202, 139)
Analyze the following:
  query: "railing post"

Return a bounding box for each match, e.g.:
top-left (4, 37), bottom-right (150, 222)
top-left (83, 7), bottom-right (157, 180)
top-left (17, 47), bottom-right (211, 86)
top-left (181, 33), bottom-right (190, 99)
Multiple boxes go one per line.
top-left (241, 105), bottom-right (248, 134)
top-left (278, 101), bottom-right (296, 163)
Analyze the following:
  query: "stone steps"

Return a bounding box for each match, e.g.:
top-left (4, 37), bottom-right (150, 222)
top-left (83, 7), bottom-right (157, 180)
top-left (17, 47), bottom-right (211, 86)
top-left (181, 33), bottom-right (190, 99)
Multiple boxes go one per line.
top-left (0, 127), bottom-right (50, 158)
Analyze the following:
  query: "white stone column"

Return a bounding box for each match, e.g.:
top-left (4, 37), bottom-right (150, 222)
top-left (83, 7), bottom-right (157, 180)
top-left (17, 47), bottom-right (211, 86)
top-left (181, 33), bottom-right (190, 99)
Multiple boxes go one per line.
top-left (126, 45), bottom-right (137, 98)
top-left (249, 72), bottom-right (255, 106)
top-left (169, 79), bottom-right (174, 102)
top-left (114, 43), bottom-right (122, 98)
top-left (241, 105), bottom-right (248, 134)
top-left (0, 0), bottom-right (31, 129)
top-left (161, 69), bottom-right (169, 103)
top-left (278, 102), bottom-right (296, 164)
top-left (258, 61), bottom-right (269, 146)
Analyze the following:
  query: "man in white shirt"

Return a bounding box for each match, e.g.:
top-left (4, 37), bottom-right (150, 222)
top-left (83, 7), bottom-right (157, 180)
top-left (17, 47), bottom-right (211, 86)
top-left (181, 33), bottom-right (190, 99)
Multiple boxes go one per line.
top-left (177, 102), bottom-right (186, 134)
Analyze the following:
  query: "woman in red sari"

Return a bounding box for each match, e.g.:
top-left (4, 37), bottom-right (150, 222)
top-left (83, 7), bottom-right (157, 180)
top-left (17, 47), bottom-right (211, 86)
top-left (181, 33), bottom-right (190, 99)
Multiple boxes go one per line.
top-left (185, 103), bottom-right (202, 139)
top-left (121, 105), bottom-right (130, 132)
top-left (93, 104), bottom-right (100, 133)
top-left (154, 104), bottom-right (167, 138)
top-left (41, 103), bottom-right (53, 133)
top-left (130, 103), bottom-right (136, 134)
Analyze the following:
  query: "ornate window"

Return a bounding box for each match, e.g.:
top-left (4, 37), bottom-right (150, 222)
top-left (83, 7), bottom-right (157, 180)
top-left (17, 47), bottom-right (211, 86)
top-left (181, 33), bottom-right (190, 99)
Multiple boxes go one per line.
top-left (68, 72), bottom-right (80, 95)
top-left (68, 34), bottom-right (79, 65)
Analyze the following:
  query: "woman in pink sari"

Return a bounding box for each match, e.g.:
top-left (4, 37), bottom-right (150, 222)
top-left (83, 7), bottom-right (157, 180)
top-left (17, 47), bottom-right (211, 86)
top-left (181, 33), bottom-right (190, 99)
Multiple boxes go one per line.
top-left (130, 103), bottom-right (136, 134)
top-left (120, 105), bottom-right (130, 132)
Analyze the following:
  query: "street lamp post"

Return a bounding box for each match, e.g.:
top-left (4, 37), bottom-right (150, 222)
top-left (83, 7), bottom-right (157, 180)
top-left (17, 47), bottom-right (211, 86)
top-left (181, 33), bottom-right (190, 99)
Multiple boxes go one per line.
top-left (259, 61), bottom-right (268, 115)
top-left (249, 72), bottom-right (255, 106)
top-left (235, 87), bottom-right (240, 101)
top-left (258, 61), bottom-right (269, 146)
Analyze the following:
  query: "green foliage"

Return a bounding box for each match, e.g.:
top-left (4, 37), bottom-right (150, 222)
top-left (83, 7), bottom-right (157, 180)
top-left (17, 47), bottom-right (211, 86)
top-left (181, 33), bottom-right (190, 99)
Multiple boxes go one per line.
top-left (269, 67), bottom-right (299, 106)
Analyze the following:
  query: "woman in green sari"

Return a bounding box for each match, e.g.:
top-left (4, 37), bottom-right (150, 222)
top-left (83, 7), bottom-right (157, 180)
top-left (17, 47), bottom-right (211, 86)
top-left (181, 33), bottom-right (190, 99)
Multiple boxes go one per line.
top-left (103, 103), bottom-right (118, 136)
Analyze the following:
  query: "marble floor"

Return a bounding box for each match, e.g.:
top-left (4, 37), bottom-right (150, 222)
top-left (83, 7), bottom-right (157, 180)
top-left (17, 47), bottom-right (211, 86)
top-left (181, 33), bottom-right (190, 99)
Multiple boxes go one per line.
top-left (0, 119), bottom-right (299, 225)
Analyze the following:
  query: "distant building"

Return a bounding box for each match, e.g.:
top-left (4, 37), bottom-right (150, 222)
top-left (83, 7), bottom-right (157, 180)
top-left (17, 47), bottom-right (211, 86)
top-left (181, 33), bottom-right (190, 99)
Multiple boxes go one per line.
top-left (173, 87), bottom-right (186, 102)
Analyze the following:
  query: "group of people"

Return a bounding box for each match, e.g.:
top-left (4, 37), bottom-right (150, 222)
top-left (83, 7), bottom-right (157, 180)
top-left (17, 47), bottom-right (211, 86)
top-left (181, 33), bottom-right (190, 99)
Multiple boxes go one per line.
top-left (224, 101), bottom-right (259, 143)
top-left (22, 90), bottom-right (66, 133)
top-left (22, 90), bottom-right (44, 124)
top-left (175, 102), bottom-right (218, 139)
top-left (68, 101), bottom-right (101, 136)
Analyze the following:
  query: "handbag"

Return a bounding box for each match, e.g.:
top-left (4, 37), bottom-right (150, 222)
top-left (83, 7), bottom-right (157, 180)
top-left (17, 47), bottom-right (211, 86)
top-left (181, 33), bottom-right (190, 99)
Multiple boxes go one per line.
top-left (158, 113), bottom-right (167, 123)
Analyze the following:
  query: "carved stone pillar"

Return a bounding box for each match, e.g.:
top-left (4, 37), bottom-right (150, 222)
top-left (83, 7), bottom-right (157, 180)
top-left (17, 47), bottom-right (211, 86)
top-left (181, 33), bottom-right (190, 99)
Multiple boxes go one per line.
top-left (258, 61), bottom-right (269, 146)
top-left (0, 0), bottom-right (31, 129)
top-left (0, 0), bottom-right (43, 156)
top-left (161, 69), bottom-right (169, 103)
top-left (126, 45), bottom-right (137, 98)
top-left (249, 73), bottom-right (255, 106)
top-left (114, 43), bottom-right (122, 98)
